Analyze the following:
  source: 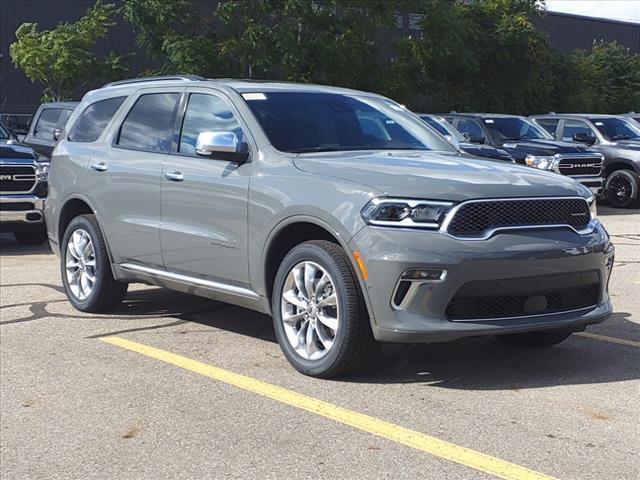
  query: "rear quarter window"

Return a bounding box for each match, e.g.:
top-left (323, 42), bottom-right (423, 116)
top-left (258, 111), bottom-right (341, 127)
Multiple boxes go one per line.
top-left (68, 97), bottom-right (125, 143)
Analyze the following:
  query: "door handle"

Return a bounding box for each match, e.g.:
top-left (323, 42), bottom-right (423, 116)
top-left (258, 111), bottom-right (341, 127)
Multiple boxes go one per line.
top-left (165, 171), bottom-right (184, 182)
top-left (90, 162), bottom-right (108, 172)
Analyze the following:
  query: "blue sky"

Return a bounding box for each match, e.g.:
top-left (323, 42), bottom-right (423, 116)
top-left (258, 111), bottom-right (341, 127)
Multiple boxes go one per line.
top-left (545, 0), bottom-right (640, 24)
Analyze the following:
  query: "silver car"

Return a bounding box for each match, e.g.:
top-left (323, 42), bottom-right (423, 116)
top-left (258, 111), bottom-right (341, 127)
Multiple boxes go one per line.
top-left (45, 77), bottom-right (614, 377)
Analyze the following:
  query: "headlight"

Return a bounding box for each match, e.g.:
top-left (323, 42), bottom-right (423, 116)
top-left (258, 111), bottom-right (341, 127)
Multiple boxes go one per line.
top-left (35, 162), bottom-right (49, 180)
top-left (361, 198), bottom-right (454, 228)
top-left (525, 155), bottom-right (556, 170)
top-left (587, 194), bottom-right (597, 220)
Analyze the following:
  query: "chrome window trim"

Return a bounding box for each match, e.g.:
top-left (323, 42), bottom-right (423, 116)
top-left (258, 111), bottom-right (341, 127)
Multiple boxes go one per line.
top-left (439, 196), bottom-right (595, 241)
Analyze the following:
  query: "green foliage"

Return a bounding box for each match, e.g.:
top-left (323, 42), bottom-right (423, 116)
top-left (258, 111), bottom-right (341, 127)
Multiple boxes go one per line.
top-left (9, 1), bottom-right (128, 102)
top-left (559, 41), bottom-right (640, 113)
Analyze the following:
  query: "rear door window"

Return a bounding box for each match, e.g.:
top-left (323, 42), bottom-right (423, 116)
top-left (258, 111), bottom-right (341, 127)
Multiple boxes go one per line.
top-left (116, 93), bottom-right (180, 153)
top-left (68, 97), bottom-right (125, 143)
top-left (535, 118), bottom-right (559, 136)
top-left (33, 108), bottom-right (63, 139)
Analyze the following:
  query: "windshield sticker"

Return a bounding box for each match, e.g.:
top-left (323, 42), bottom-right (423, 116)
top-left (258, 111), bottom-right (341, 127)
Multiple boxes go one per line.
top-left (594, 121), bottom-right (604, 126)
top-left (242, 93), bottom-right (267, 101)
top-left (385, 119), bottom-right (396, 124)
top-left (484, 119), bottom-right (495, 124)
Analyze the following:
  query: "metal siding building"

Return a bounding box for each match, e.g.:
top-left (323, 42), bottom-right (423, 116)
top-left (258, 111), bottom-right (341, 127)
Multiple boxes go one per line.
top-left (1, 3), bottom-right (639, 117)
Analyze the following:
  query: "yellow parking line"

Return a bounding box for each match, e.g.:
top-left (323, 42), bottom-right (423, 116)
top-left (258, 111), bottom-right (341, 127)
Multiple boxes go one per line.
top-left (101, 336), bottom-right (555, 480)
top-left (576, 332), bottom-right (640, 348)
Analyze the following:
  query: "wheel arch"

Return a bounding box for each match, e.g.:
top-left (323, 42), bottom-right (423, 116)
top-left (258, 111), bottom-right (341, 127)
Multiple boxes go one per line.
top-left (604, 159), bottom-right (638, 176)
top-left (261, 216), bottom-right (370, 315)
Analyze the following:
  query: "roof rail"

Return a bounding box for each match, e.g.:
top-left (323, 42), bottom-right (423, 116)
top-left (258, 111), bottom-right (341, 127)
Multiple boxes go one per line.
top-left (101, 75), bottom-right (205, 88)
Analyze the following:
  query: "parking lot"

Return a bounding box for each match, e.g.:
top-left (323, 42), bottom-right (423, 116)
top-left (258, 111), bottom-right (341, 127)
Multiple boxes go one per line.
top-left (0, 206), bottom-right (638, 480)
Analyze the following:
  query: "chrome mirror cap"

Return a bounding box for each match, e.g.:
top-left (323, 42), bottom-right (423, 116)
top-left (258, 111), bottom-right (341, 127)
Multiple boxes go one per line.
top-left (195, 131), bottom-right (239, 156)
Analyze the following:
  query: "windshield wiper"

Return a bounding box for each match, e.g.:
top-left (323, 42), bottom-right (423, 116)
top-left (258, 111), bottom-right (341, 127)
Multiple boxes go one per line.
top-left (610, 134), bottom-right (633, 141)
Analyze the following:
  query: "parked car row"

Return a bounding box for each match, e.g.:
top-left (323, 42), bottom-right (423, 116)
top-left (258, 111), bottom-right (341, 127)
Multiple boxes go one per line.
top-left (416, 112), bottom-right (640, 208)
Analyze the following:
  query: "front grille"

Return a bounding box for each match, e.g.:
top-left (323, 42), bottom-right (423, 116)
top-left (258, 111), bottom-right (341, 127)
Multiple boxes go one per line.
top-left (446, 284), bottom-right (600, 320)
top-left (0, 165), bottom-right (36, 193)
top-left (557, 157), bottom-right (602, 176)
top-left (445, 198), bottom-right (590, 237)
top-left (0, 202), bottom-right (34, 211)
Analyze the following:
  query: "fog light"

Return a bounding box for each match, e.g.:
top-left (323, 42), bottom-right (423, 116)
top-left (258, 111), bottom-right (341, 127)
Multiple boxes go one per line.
top-left (401, 268), bottom-right (446, 281)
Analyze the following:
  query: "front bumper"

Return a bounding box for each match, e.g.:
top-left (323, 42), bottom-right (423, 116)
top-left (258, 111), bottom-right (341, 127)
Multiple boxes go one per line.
top-left (350, 222), bottom-right (614, 343)
top-left (574, 176), bottom-right (603, 196)
top-left (0, 195), bottom-right (45, 225)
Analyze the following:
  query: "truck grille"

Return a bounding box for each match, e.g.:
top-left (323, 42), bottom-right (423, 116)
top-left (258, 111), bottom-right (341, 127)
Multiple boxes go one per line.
top-left (445, 198), bottom-right (591, 237)
top-left (0, 165), bottom-right (36, 193)
top-left (556, 156), bottom-right (602, 176)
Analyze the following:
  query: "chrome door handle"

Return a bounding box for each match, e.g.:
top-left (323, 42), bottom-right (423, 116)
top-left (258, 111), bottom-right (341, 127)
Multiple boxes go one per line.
top-left (90, 162), bottom-right (108, 172)
top-left (165, 171), bottom-right (184, 182)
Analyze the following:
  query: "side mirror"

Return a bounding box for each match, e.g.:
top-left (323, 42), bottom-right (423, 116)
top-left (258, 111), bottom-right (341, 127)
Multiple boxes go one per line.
top-left (572, 132), bottom-right (596, 145)
top-left (53, 128), bottom-right (62, 141)
top-left (195, 131), bottom-right (249, 163)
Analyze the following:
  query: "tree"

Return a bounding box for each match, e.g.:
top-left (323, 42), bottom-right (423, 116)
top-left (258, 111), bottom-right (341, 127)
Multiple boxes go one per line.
top-left (9, 1), bottom-right (128, 102)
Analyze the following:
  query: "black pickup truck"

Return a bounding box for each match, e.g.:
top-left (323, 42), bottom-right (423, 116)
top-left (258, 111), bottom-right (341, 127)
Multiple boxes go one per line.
top-left (444, 113), bottom-right (604, 195)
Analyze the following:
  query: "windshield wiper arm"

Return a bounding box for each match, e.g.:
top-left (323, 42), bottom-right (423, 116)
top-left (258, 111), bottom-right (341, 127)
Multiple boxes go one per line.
top-left (287, 146), bottom-right (427, 153)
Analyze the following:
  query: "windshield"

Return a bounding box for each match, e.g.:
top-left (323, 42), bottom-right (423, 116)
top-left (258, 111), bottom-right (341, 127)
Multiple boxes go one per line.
top-left (420, 115), bottom-right (464, 141)
top-left (0, 123), bottom-right (10, 140)
top-left (243, 92), bottom-right (454, 153)
top-left (483, 117), bottom-right (552, 141)
top-left (589, 117), bottom-right (640, 141)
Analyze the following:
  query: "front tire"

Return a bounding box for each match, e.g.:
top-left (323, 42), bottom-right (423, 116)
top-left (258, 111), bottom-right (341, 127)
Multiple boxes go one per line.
top-left (495, 330), bottom-right (572, 348)
top-left (61, 214), bottom-right (128, 313)
top-left (272, 240), bottom-right (374, 378)
top-left (604, 169), bottom-right (640, 208)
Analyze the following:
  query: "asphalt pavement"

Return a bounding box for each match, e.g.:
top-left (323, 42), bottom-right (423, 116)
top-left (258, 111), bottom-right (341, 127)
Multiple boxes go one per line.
top-left (1, 205), bottom-right (638, 480)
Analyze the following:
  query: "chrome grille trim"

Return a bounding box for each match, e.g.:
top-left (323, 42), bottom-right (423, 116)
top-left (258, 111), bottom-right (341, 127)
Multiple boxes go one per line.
top-left (0, 164), bottom-right (37, 194)
top-left (440, 196), bottom-right (596, 240)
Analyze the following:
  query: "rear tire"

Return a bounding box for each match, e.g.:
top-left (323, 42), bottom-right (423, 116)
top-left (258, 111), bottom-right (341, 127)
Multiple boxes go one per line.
top-left (61, 214), bottom-right (128, 313)
top-left (272, 240), bottom-right (374, 378)
top-left (604, 169), bottom-right (640, 208)
top-left (14, 229), bottom-right (47, 245)
top-left (495, 330), bottom-right (572, 348)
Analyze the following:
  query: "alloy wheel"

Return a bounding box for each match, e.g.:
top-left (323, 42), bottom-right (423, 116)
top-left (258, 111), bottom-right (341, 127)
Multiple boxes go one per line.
top-left (65, 228), bottom-right (96, 301)
top-left (280, 261), bottom-right (339, 360)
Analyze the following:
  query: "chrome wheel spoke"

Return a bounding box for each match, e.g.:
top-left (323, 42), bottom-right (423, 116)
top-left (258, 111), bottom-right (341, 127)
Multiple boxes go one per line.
top-left (315, 323), bottom-right (334, 350)
top-left (283, 289), bottom-right (307, 308)
top-left (317, 312), bottom-right (338, 331)
top-left (282, 310), bottom-right (305, 324)
top-left (293, 266), bottom-right (307, 301)
top-left (303, 262), bottom-right (318, 301)
top-left (317, 293), bottom-right (336, 308)
top-left (305, 321), bottom-right (318, 357)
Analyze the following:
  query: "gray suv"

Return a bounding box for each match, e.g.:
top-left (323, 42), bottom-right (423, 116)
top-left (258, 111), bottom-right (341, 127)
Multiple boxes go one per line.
top-left (45, 77), bottom-right (614, 377)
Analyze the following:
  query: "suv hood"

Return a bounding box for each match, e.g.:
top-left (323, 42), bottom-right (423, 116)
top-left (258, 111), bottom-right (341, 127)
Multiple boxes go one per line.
top-left (293, 150), bottom-right (589, 201)
top-left (498, 139), bottom-right (594, 161)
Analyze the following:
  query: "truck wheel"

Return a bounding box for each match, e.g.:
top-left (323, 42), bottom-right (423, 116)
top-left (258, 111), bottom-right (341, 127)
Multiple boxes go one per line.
top-left (14, 229), bottom-right (47, 245)
top-left (495, 330), bottom-right (572, 348)
top-left (604, 169), bottom-right (640, 208)
top-left (272, 240), bottom-right (374, 378)
top-left (61, 214), bottom-right (128, 313)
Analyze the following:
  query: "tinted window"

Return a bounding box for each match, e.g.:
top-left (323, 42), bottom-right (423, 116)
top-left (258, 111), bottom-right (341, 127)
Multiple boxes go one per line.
top-left (482, 117), bottom-right (550, 141)
top-left (588, 117), bottom-right (640, 141)
top-left (535, 118), bottom-right (559, 136)
top-left (244, 92), bottom-right (453, 153)
top-left (420, 115), bottom-right (464, 141)
top-left (69, 97), bottom-right (125, 143)
top-left (455, 119), bottom-right (485, 140)
top-left (179, 93), bottom-right (244, 155)
top-left (117, 93), bottom-right (180, 152)
top-left (0, 123), bottom-right (9, 140)
top-left (562, 120), bottom-right (594, 142)
top-left (33, 108), bottom-right (63, 139)
top-left (420, 116), bottom-right (449, 136)
top-left (55, 109), bottom-right (74, 130)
